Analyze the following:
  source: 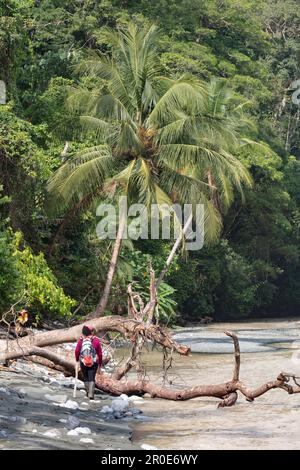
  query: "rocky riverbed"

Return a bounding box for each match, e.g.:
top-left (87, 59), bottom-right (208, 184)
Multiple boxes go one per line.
top-left (0, 360), bottom-right (145, 450)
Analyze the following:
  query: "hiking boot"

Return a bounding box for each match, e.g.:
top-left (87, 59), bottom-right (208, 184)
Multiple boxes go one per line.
top-left (88, 381), bottom-right (95, 400)
top-left (84, 382), bottom-right (89, 397)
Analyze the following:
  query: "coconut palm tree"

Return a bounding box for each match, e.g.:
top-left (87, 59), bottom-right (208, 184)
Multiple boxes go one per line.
top-left (48, 23), bottom-right (252, 316)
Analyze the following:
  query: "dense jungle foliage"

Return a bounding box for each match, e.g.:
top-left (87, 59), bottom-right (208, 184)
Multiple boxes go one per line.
top-left (0, 0), bottom-right (299, 324)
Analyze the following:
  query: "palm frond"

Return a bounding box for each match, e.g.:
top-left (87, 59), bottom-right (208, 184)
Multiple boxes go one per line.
top-left (79, 116), bottom-right (109, 139)
top-left (148, 76), bottom-right (206, 126)
top-left (47, 146), bottom-right (114, 211)
top-left (158, 165), bottom-right (221, 243)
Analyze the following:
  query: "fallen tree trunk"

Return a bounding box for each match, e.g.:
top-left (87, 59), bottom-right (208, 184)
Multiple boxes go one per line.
top-left (6, 331), bottom-right (300, 407)
top-left (0, 316), bottom-right (189, 363)
top-left (83, 331), bottom-right (300, 404)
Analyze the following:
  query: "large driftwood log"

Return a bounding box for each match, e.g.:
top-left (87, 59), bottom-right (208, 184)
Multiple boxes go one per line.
top-left (7, 331), bottom-right (300, 407)
top-left (0, 316), bottom-right (189, 363)
top-left (85, 331), bottom-right (300, 405)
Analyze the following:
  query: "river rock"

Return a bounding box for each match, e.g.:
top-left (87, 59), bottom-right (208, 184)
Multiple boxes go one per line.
top-left (45, 394), bottom-right (67, 404)
top-left (127, 395), bottom-right (144, 403)
top-left (66, 416), bottom-right (80, 430)
top-left (67, 427), bottom-right (91, 436)
top-left (119, 394), bottom-right (129, 401)
top-left (43, 429), bottom-right (61, 438)
top-left (74, 427), bottom-right (91, 435)
top-left (101, 405), bottom-right (113, 414)
top-left (80, 438), bottom-right (94, 444)
top-left (59, 399), bottom-right (79, 410)
top-left (17, 388), bottom-right (27, 399)
top-left (0, 388), bottom-right (11, 396)
top-left (100, 397), bottom-right (131, 419)
top-left (67, 429), bottom-right (79, 436)
top-left (111, 398), bottom-right (129, 414)
top-left (0, 430), bottom-right (7, 438)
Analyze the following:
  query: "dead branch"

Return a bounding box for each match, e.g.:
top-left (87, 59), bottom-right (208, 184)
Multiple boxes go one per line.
top-left (127, 284), bottom-right (143, 321)
top-left (225, 330), bottom-right (240, 382)
top-left (113, 325), bottom-right (147, 381)
top-left (144, 264), bottom-right (157, 325)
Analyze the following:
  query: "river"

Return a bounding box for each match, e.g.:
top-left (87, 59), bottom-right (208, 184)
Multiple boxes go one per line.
top-left (127, 319), bottom-right (300, 450)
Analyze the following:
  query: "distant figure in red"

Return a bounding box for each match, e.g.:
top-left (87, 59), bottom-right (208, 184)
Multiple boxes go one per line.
top-left (75, 325), bottom-right (102, 400)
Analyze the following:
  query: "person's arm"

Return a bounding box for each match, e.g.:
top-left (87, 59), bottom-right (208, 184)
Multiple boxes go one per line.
top-left (75, 339), bottom-right (82, 362)
top-left (94, 338), bottom-right (102, 367)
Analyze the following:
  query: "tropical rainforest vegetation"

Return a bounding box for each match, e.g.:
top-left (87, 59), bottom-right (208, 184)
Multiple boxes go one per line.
top-left (1, 0), bottom-right (300, 325)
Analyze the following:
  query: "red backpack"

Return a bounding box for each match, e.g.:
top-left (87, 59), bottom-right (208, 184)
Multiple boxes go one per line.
top-left (80, 336), bottom-right (97, 367)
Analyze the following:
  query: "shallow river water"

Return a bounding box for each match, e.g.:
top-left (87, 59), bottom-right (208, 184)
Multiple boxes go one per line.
top-left (128, 319), bottom-right (300, 450)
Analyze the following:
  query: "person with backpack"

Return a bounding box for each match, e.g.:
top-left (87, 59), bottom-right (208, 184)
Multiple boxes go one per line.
top-left (75, 325), bottom-right (102, 400)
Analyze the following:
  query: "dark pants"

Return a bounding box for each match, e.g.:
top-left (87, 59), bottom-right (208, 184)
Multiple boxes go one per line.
top-left (80, 363), bottom-right (98, 383)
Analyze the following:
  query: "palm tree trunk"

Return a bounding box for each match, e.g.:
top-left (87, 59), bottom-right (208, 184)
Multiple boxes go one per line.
top-left (155, 212), bottom-right (193, 290)
top-left (94, 210), bottom-right (126, 317)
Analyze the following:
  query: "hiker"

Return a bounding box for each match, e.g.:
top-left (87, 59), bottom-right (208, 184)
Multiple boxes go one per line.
top-left (75, 325), bottom-right (102, 400)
